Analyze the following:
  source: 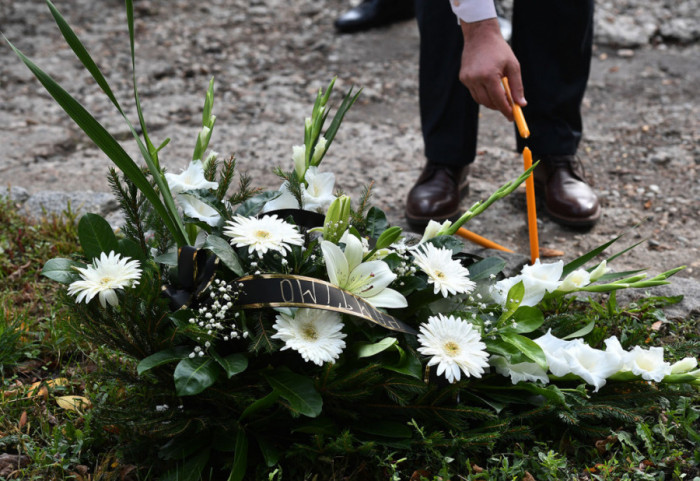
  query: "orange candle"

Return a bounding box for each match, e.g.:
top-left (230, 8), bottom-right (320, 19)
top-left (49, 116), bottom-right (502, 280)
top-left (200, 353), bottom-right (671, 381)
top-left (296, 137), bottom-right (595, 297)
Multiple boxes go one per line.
top-left (523, 147), bottom-right (539, 264)
top-left (501, 77), bottom-right (530, 139)
top-left (456, 227), bottom-right (514, 253)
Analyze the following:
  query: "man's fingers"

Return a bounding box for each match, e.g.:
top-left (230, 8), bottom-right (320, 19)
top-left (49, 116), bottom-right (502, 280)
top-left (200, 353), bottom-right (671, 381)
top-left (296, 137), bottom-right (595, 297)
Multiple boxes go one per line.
top-left (505, 67), bottom-right (526, 106)
top-left (487, 77), bottom-right (513, 120)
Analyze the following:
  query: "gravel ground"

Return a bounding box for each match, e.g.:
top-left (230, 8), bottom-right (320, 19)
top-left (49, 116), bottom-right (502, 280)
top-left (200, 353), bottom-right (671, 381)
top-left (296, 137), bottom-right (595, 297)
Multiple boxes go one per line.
top-left (1, 0), bottom-right (699, 283)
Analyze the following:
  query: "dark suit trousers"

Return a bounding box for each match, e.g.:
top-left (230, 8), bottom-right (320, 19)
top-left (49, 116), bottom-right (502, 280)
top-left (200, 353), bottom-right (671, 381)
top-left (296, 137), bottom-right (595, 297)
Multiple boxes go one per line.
top-left (415, 0), bottom-right (594, 167)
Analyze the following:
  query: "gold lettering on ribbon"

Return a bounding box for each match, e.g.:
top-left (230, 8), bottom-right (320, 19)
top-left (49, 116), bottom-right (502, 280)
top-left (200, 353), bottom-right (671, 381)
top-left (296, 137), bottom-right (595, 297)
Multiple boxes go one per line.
top-left (234, 274), bottom-right (416, 335)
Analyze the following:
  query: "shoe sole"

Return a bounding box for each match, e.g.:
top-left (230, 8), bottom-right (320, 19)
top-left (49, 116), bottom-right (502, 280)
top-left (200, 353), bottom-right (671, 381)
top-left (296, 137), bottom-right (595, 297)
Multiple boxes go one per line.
top-left (405, 180), bottom-right (470, 231)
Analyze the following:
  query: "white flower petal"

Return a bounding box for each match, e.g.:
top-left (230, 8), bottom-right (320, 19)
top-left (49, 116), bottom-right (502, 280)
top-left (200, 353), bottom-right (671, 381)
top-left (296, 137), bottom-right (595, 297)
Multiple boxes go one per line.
top-left (321, 240), bottom-right (350, 287)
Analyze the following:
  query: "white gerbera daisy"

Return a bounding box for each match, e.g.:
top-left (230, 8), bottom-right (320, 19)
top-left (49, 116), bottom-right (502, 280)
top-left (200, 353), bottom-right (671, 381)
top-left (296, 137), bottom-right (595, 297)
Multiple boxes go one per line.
top-left (271, 308), bottom-right (346, 366)
top-left (417, 314), bottom-right (489, 383)
top-left (67, 251), bottom-right (142, 308)
top-left (412, 243), bottom-right (475, 297)
top-left (223, 215), bottom-right (304, 258)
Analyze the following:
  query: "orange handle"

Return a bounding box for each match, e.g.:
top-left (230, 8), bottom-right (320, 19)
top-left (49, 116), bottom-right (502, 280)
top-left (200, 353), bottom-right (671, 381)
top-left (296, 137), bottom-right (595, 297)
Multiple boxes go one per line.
top-left (502, 77), bottom-right (530, 139)
top-left (456, 227), bottom-right (514, 253)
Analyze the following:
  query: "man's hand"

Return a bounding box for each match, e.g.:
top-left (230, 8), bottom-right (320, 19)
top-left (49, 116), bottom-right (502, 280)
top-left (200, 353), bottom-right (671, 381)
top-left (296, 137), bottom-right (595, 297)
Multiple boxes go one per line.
top-left (458, 18), bottom-right (526, 121)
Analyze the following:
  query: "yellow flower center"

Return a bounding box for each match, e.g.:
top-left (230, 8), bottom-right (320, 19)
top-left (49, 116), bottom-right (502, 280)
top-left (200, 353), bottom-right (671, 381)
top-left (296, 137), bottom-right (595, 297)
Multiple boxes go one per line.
top-left (434, 270), bottom-right (446, 280)
top-left (255, 230), bottom-right (271, 239)
top-left (301, 324), bottom-right (318, 341)
top-left (99, 277), bottom-right (113, 287)
top-left (443, 341), bottom-right (460, 357)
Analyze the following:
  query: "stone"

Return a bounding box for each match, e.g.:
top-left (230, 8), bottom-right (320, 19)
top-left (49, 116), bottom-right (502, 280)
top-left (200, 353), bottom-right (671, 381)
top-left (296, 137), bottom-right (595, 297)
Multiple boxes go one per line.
top-left (21, 191), bottom-right (119, 221)
top-left (0, 185), bottom-right (30, 204)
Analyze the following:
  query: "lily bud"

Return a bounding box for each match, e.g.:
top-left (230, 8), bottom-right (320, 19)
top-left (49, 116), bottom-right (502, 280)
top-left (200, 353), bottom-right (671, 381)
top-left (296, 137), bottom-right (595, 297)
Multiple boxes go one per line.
top-left (375, 226), bottom-right (402, 250)
top-left (323, 195), bottom-right (351, 243)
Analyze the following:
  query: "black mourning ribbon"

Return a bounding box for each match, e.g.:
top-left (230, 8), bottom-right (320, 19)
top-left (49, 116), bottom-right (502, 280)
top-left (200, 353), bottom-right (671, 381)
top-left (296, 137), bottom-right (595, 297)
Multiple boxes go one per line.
top-left (162, 246), bottom-right (219, 310)
top-left (263, 209), bottom-right (325, 229)
top-left (234, 274), bottom-right (417, 335)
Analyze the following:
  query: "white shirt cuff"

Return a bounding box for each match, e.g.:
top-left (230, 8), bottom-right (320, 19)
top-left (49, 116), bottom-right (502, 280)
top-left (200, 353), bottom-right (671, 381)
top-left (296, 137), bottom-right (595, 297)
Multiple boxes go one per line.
top-left (449, 0), bottom-right (497, 23)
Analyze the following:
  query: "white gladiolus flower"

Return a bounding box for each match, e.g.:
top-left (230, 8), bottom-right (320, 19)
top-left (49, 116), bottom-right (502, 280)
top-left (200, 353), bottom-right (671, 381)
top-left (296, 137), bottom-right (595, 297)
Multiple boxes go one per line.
top-left (262, 183), bottom-right (300, 212)
top-left (520, 258), bottom-right (563, 297)
top-left (292, 144), bottom-right (307, 179)
top-left (489, 275), bottom-right (524, 306)
top-left (321, 233), bottom-right (407, 309)
top-left (490, 356), bottom-right (549, 385)
top-left (67, 251), bottom-right (142, 308)
top-left (626, 346), bottom-right (672, 382)
top-left (412, 243), bottom-right (475, 297)
top-left (178, 194), bottom-right (221, 226)
top-left (560, 342), bottom-right (623, 392)
top-left (558, 268), bottom-right (591, 292)
top-left (223, 215), bottom-right (304, 258)
top-left (419, 219), bottom-right (452, 244)
top-left (589, 260), bottom-right (610, 282)
top-left (165, 160), bottom-right (218, 194)
top-left (534, 330), bottom-right (580, 377)
top-left (417, 314), bottom-right (489, 383)
top-left (670, 357), bottom-right (698, 374)
top-left (301, 166), bottom-right (335, 212)
top-left (272, 308), bottom-right (346, 366)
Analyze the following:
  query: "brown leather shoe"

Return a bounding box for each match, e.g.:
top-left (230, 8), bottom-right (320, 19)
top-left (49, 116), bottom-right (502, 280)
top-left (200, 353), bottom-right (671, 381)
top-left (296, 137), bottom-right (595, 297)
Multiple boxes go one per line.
top-left (533, 155), bottom-right (601, 228)
top-left (405, 162), bottom-right (469, 230)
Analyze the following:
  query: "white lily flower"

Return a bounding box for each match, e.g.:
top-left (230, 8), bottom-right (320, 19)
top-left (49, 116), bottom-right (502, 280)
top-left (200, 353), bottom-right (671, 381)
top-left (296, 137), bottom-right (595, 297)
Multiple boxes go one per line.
top-left (165, 160), bottom-right (218, 194)
top-left (558, 268), bottom-right (591, 292)
top-left (490, 355), bottom-right (549, 385)
top-left (178, 194), bottom-right (221, 226)
top-left (321, 233), bottom-right (407, 309)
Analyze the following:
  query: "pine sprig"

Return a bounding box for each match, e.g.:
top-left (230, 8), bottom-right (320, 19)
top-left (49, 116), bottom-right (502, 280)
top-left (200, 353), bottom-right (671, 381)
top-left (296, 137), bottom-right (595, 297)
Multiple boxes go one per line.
top-left (216, 155), bottom-right (236, 201)
top-left (107, 167), bottom-right (148, 253)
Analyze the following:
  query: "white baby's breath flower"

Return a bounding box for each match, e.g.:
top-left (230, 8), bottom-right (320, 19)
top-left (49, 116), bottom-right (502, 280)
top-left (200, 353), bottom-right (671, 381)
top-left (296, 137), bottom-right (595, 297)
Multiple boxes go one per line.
top-left (272, 308), bottom-right (346, 366)
top-left (165, 160), bottom-right (218, 194)
top-left (67, 251), bottom-right (142, 308)
top-left (417, 314), bottom-right (489, 383)
top-left (558, 268), bottom-right (591, 292)
top-left (178, 194), bottom-right (221, 226)
top-left (412, 243), bottom-right (475, 297)
top-left (223, 215), bottom-right (304, 258)
top-left (321, 233), bottom-right (407, 309)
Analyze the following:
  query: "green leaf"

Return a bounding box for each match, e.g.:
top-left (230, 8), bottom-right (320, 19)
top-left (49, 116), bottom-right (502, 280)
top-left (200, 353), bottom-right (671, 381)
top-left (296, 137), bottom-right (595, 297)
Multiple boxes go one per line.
top-left (262, 368), bottom-right (322, 418)
top-left (500, 333), bottom-right (547, 369)
top-left (137, 346), bottom-right (191, 375)
top-left (562, 320), bottom-right (595, 340)
top-left (484, 339), bottom-right (520, 358)
top-left (41, 258), bottom-right (84, 284)
top-left (322, 85), bottom-right (361, 156)
top-left (4, 36), bottom-right (188, 246)
top-left (253, 434), bottom-right (280, 468)
top-left (239, 391), bottom-right (280, 421)
top-left (383, 345), bottom-right (423, 379)
top-left (468, 257), bottom-right (507, 281)
top-left (160, 449), bottom-right (210, 481)
top-left (499, 280), bottom-right (525, 322)
top-left (78, 213), bottom-right (119, 260)
top-left (210, 351), bottom-right (248, 378)
top-left (562, 232), bottom-right (627, 278)
top-left (174, 357), bottom-right (221, 396)
top-left (117, 238), bottom-right (146, 262)
top-left (234, 191), bottom-right (278, 217)
top-left (227, 429), bottom-right (248, 481)
top-left (365, 207), bottom-right (388, 238)
top-left (505, 306), bottom-right (544, 334)
top-left (355, 337), bottom-right (397, 359)
top-left (203, 235), bottom-right (244, 275)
